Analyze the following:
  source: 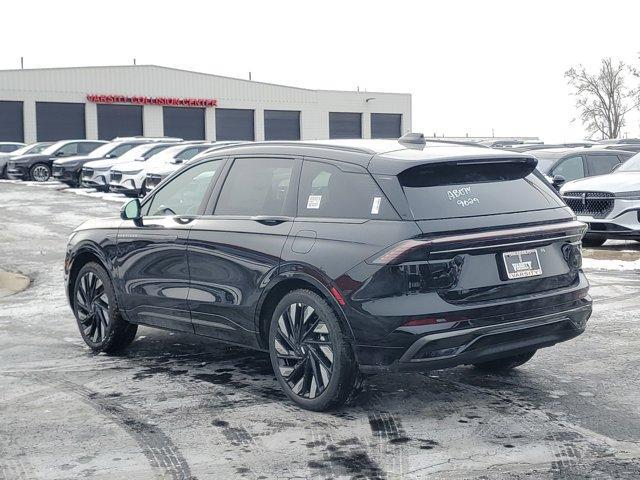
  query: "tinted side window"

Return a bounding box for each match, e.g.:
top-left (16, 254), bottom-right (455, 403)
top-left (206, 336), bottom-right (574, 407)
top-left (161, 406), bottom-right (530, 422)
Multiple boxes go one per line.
top-left (587, 154), bottom-right (621, 176)
top-left (298, 161), bottom-right (396, 219)
top-left (143, 145), bottom-right (170, 159)
top-left (78, 142), bottom-right (103, 154)
top-left (552, 156), bottom-right (584, 181)
top-left (215, 158), bottom-right (294, 216)
top-left (145, 160), bottom-right (222, 217)
top-left (56, 142), bottom-right (80, 156)
top-left (107, 144), bottom-right (135, 157)
top-left (175, 147), bottom-right (204, 161)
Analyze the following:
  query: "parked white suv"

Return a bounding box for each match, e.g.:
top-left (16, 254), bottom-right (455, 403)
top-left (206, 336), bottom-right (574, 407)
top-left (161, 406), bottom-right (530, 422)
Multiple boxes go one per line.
top-left (109, 143), bottom-right (214, 197)
top-left (561, 152), bottom-right (640, 246)
top-left (81, 143), bottom-right (177, 191)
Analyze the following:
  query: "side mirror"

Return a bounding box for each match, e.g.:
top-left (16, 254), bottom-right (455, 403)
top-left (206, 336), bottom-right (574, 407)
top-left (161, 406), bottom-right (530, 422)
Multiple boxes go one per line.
top-left (120, 199), bottom-right (142, 223)
top-left (55, 151), bottom-right (65, 157)
top-left (552, 175), bottom-right (566, 189)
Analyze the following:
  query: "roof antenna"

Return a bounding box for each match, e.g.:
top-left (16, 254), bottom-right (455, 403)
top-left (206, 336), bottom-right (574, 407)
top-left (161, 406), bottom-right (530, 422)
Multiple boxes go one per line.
top-left (249, 71), bottom-right (252, 81)
top-left (398, 132), bottom-right (426, 149)
top-left (20, 57), bottom-right (24, 69)
top-left (133, 58), bottom-right (137, 65)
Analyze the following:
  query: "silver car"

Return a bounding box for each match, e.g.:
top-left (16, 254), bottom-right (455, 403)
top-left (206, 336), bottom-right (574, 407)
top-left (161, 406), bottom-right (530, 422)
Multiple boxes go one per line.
top-left (560, 153), bottom-right (640, 246)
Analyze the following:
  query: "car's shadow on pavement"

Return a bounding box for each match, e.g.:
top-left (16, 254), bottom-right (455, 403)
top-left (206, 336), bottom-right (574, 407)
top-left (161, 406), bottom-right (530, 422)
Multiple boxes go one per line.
top-left (94, 327), bottom-right (551, 415)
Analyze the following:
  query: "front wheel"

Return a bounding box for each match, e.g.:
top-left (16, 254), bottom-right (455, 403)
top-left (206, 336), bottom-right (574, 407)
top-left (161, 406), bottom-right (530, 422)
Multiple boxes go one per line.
top-left (473, 350), bottom-right (536, 372)
top-left (269, 289), bottom-right (359, 411)
top-left (73, 262), bottom-right (137, 353)
top-left (30, 163), bottom-right (51, 182)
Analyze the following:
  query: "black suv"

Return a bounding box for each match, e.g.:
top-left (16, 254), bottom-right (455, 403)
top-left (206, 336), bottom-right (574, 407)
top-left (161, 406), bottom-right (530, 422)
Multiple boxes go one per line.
top-left (6, 140), bottom-right (106, 182)
top-left (64, 136), bottom-right (591, 410)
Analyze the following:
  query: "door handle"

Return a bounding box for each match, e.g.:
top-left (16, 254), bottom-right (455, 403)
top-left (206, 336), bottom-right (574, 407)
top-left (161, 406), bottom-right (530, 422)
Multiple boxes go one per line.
top-left (250, 215), bottom-right (292, 225)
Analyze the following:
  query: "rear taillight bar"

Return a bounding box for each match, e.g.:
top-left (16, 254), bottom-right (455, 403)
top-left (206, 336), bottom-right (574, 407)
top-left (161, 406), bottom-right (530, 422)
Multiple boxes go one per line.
top-left (368, 220), bottom-right (586, 265)
top-left (368, 239), bottom-right (431, 265)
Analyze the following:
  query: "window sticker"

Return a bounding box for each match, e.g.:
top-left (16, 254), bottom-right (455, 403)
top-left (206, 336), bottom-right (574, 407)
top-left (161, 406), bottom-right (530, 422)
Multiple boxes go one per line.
top-left (307, 195), bottom-right (322, 209)
top-left (371, 196), bottom-right (382, 215)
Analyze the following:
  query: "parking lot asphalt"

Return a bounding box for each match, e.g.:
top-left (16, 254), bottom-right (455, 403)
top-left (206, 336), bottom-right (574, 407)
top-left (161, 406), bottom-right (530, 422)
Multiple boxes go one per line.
top-left (1, 180), bottom-right (640, 480)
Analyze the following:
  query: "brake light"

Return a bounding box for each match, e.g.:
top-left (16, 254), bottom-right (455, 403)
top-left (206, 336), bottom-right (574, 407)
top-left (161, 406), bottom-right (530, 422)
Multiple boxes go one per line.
top-left (369, 239), bottom-right (432, 265)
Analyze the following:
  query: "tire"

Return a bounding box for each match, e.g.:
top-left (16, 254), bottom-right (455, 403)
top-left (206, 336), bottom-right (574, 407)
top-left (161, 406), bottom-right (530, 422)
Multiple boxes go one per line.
top-left (473, 350), bottom-right (536, 372)
top-left (269, 289), bottom-right (359, 411)
top-left (30, 163), bottom-right (51, 182)
top-left (72, 262), bottom-right (137, 354)
top-left (582, 234), bottom-right (606, 247)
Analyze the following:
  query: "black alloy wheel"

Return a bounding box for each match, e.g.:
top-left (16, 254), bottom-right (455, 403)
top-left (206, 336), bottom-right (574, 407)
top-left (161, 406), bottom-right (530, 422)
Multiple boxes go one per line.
top-left (73, 262), bottom-right (138, 353)
top-left (269, 289), bottom-right (359, 411)
top-left (274, 302), bottom-right (334, 399)
top-left (75, 271), bottom-right (110, 344)
top-left (30, 163), bottom-right (51, 182)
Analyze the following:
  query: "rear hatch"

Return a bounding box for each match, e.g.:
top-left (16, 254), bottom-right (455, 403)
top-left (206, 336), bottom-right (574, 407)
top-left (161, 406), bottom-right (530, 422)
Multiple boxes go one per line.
top-left (388, 157), bottom-right (584, 304)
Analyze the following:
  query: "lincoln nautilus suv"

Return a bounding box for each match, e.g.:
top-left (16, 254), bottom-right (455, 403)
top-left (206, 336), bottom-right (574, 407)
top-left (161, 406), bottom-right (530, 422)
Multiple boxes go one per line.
top-left (561, 152), bottom-right (640, 246)
top-left (64, 135), bottom-right (591, 410)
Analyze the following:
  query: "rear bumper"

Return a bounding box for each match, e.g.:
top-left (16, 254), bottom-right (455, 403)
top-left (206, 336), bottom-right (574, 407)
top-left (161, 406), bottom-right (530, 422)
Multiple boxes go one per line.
top-left (357, 299), bottom-right (591, 373)
top-left (52, 166), bottom-right (78, 183)
top-left (6, 165), bottom-right (28, 180)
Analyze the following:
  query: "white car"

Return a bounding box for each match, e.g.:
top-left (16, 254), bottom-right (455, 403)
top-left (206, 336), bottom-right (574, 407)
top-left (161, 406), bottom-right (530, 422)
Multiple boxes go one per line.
top-left (81, 142), bottom-right (177, 191)
top-left (0, 141), bottom-right (25, 153)
top-left (561, 152), bottom-right (640, 246)
top-left (109, 143), bottom-right (215, 197)
top-left (144, 142), bottom-right (241, 193)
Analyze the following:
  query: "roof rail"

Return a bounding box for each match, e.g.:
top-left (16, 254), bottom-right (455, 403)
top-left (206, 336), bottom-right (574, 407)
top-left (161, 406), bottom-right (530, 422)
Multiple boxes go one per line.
top-left (399, 132), bottom-right (488, 149)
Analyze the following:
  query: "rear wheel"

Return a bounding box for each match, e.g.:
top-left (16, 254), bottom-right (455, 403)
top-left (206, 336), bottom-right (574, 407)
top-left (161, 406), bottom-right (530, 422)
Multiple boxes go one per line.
top-left (30, 163), bottom-right (51, 182)
top-left (73, 262), bottom-right (137, 353)
top-left (473, 350), bottom-right (536, 372)
top-left (269, 289), bottom-right (359, 411)
top-left (582, 234), bottom-right (606, 247)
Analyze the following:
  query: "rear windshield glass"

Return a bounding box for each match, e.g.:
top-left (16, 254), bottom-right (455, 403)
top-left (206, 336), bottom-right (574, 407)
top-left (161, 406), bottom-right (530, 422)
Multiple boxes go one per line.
top-left (398, 161), bottom-right (564, 220)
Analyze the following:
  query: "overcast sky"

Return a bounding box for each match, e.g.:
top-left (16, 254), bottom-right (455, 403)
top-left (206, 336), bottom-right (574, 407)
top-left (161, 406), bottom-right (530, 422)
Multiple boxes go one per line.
top-left (2, 0), bottom-right (640, 142)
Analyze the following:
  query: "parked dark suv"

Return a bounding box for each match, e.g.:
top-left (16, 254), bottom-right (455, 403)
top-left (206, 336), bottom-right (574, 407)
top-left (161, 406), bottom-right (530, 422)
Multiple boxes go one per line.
top-left (64, 136), bottom-right (592, 410)
top-left (6, 139), bottom-right (106, 182)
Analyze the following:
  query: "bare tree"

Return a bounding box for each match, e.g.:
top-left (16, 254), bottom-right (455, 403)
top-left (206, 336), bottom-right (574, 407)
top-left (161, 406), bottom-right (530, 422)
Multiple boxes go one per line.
top-left (565, 58), bottom-right (638, 139)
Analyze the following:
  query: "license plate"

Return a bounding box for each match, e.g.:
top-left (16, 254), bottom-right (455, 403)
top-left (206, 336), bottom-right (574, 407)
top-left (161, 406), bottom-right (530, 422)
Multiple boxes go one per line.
top-left (502, 249), bottom-right (543, 279)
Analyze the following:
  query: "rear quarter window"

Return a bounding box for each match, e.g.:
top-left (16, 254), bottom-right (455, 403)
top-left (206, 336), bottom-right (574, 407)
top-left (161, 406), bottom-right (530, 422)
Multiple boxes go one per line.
top-left (298, 160), bottom-right (398, 220)
top-left (398, 160), bottom-right (564, 220)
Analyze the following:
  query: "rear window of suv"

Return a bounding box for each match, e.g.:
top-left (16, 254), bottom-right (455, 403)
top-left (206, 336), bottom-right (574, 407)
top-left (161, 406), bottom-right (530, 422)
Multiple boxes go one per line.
top-left (398, 160), bottom-right (564, 220)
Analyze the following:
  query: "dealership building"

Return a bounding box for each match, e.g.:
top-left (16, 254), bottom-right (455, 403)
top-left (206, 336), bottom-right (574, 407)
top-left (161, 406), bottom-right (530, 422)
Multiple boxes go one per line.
top-left (0, 65), bottom-right (411, 144)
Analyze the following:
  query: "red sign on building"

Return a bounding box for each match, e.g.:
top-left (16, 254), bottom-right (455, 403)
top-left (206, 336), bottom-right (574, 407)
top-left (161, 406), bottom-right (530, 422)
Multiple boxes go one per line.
top-left (86, 94), bottom-right (217, 107)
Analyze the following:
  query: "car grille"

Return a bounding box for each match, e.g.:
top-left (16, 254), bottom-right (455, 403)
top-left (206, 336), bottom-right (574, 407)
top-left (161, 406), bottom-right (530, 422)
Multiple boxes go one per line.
top-left (111, 172), bottom-right (122, 183)
top-left (563, 191), bottom-right (615, 218)
top-left (82, 168), bottom-right (93, 178)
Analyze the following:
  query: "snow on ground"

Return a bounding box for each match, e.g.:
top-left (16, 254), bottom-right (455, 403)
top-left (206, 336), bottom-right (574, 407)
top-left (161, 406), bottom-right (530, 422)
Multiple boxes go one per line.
top-left (582, 257), bottom-right (640, 271)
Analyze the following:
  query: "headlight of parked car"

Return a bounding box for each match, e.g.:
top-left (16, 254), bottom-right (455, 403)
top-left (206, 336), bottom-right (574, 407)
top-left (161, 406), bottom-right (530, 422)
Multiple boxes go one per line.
top-left (615, 191), bottom-right (640, 199)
